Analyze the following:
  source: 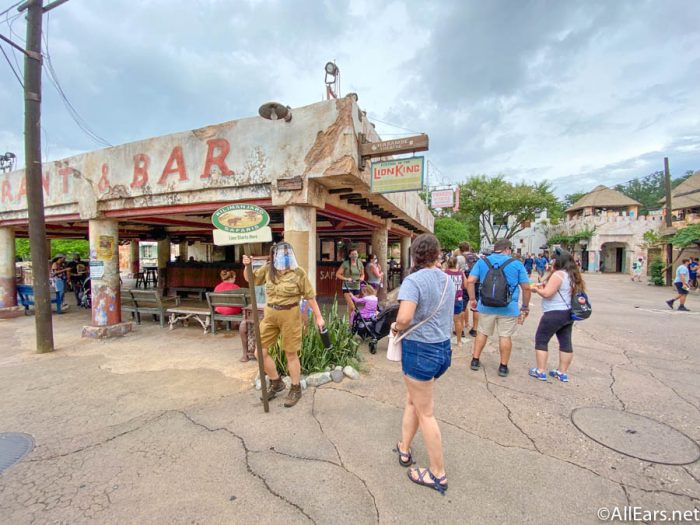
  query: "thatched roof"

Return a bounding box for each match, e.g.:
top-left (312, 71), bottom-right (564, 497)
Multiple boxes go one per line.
top-left (669, 170), bottom-right (700, 211)
top-left (566, 185), bottom-right (641, 212)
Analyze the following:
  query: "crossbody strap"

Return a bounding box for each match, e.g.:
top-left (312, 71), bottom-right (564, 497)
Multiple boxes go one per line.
top-left (554, 272), bottom-right (572, 308)
top-left (396, 273), bottom-right (450, 343)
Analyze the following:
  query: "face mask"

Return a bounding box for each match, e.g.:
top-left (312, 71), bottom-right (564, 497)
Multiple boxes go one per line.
top-left (350, 254), bottom-right (357, 260)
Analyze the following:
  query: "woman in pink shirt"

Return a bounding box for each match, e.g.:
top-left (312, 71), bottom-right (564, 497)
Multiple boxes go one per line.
top-left (214, 270), bottom-right (250, 362)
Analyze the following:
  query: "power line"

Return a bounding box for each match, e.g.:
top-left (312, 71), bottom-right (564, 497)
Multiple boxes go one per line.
top-left (41, 13), bottom-right (112, 148)
top-left (0, 0), bottom-right (23, 18)
top-left (0, 41), bottom-right (22, 86)
top-left (367, 114), bottom-right (424, 135)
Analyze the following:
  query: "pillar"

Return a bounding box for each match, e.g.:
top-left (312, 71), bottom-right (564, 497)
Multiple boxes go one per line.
top-left (128, 240), bottom-right (139, 277)
top-left (400, 236), bottom-right (411, 278)
top-left (371, 225), bottom-right (389, 301)
top-left (0, 227), bottom-right (21, 316)
top-left (156, 238), bottom-right (171, 292)
top-left (284, 206), bottom-right (317, 290)
top-left (82, 219), bottom-right (132, 338)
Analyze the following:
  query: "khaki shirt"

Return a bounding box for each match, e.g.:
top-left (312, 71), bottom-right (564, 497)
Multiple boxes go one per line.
top-left (253, 264), bottom-right (315, 305)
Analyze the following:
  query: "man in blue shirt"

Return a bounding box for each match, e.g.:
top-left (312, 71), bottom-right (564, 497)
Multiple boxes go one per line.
top-left (667, 259), bottom-right (692, 311)
top-left (689, 257), bottom-right (698, 290)
top-left (523, 254), bottom-right (534, 276)
top-left (466, 239), bottom-right (531, 377)
top-left (534, 254), bottom-right (547, 282)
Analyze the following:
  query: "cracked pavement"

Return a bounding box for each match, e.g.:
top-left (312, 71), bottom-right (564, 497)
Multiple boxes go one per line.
top-left (0, 274), bottom-right (698, 524)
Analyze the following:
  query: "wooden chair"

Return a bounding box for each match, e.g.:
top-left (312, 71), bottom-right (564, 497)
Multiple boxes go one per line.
top-left (206, 289), bottom-right (250, 334)
top-left (129, 289), bottom-right (180, 327)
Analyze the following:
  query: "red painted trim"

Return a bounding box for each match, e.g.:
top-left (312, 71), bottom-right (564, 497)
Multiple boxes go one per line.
top-left (103, 199), bottom-right (273, 218)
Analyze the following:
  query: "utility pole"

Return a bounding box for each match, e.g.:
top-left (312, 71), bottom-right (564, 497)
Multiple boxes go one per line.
top-left (19, 0), bottom-right (54, 353)
top-left (663, 157), bottom-right (673, 287)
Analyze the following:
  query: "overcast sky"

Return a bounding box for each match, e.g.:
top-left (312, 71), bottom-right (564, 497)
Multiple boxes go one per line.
top-left (1, 0), bottom-right (699, 196)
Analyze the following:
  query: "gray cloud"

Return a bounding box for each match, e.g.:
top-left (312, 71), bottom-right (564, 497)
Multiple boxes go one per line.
top-left (0, 0), bottom-right (698, 198)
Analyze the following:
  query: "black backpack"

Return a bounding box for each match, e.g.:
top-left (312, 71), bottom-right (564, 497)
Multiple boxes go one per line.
top-left (480, 257), bottom-right (516, 307)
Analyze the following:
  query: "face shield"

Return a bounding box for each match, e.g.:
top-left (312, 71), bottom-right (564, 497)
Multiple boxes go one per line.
top-left (272, 242), bottom-right (299, 271)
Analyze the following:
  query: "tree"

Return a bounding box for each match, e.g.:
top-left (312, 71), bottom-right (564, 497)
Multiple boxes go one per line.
top-left (562, 191), bottom-right (587, 210)
top-left (670, 224), bottom-right (700, 249)
top-left (434, 217), bottom-right (472, 251)
top-left (614, 170), bottom-right (694, 215)
top-left (458, 175), bottom-right (561, 246)
top-left (15, 239), bottom-right (89, 261)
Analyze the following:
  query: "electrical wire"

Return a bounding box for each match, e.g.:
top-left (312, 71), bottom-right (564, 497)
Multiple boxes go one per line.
top-left (0, 0), bottom-right (23, 19)
top-left (0, 41), bottom-right (22, 86)
top-left (41, 13), bottom-right (112, 148)
top-left (367, 115), bottom-right (424, 135)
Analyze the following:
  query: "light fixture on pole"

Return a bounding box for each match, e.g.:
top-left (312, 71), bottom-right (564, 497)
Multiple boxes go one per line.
top-left (324, 61), bottom-right (340, 99)
top-left (258, 102), bottom-right (292, 122)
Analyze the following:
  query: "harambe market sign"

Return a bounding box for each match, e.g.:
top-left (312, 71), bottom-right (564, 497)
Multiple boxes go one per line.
top-left (370, 157), bottom-right (424, 194)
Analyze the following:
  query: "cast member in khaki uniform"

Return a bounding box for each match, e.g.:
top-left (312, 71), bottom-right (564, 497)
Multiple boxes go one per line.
top-left (243, 242), bottom-right (325, 408)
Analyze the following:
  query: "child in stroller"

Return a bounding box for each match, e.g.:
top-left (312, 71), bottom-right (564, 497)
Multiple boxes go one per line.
top-left (351, 285), bottom-right (399, 354)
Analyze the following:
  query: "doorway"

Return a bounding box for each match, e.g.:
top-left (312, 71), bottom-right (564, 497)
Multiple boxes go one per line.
top-left (616, 247), bottom-right (624, 273)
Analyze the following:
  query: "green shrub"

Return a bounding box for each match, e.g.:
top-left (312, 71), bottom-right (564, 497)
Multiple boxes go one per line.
top-left (269, 300), bottom-right (361, 375)
top-left (649, 258), bottom-right (664, 286)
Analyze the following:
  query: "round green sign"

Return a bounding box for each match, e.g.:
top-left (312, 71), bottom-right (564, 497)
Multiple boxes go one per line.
top-left (212, 204), bottom-right (270, 233)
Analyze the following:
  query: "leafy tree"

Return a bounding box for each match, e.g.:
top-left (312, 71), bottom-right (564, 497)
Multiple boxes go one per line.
top-left (649, 258), bottom-right (665, 286)
top-left (670, 224), bottom-right (700, 249)
top-left (434, 217), bottom-right (471, 251)
top-left (458, 175), bottom-right (561, 246)
top-left (614, 170), bottom-right (694, 215)
top-left (15, 239), bottom-right (89, 261)
top-left (562, 191), bottom-right (588, 210)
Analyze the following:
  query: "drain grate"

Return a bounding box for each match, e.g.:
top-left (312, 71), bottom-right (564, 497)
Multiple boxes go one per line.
top-left (0, 433), bottom-right (34, 474)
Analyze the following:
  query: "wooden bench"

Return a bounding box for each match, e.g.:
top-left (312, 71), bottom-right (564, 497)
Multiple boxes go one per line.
top-left (128, 289), bottom-right (180, 327)
top-left (16, 284), bottom-right (66, 315)
top-left (206, 289), bottom-right (250, 334)
top-left (171, 287), bottom-right (207, 301)
top-left (121, 291), bottom-right (139, 322)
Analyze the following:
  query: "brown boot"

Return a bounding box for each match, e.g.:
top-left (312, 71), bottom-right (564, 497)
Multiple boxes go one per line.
top-left (283, 384), bottom-right (302, 408)
top-left (261, 377), bottom-right (285, 401)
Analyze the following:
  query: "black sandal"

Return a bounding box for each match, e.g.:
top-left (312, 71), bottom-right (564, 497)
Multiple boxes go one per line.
top-left (395, 442), bottom-right (415, 467)
top-left (407, 467), bottom-right (448, 495)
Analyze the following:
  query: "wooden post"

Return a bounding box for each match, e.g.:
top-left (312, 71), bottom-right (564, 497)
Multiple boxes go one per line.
top-left (246, 243), bottom-right (269, 413)
top-left (664, 157), bottom-right (673, 286)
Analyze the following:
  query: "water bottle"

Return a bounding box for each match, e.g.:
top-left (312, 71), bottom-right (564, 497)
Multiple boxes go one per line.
top-left (319, 326), bottom-right (332, 351)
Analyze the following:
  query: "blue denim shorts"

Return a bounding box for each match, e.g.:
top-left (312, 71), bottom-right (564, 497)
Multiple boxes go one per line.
top-left (401, 338), bottom-right (452, 381)
top-left (453, 299), bottom-right (465, 315)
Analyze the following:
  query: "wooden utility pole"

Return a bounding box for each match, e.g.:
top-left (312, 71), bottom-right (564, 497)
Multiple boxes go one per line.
top-left (664, 157), bottom-right (673, 286)
top-left (22, 0), bottom-right (54, 353)
top-left (245, 245), bottom-right (269, 413)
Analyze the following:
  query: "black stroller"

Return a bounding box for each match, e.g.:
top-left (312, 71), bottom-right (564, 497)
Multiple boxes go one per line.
top-left (77, 276), bottom-right (91, 309)
top-left (351, 303), bottom-right (399, 354)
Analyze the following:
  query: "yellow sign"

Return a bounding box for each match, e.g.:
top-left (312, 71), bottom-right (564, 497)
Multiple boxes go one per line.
top-left (96, 235), bottom-right (115, 260)
top-left (370, 157), bottom-right (424, 194)
top-left (212, 227), bottom-right (273, 246)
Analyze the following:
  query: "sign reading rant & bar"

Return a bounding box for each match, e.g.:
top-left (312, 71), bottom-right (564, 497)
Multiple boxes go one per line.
top-left (370, 157), bottom-right (424, 194)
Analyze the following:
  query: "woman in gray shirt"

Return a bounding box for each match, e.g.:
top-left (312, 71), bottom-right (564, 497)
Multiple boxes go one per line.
top-left (391, 233), bottom-right (455, 494)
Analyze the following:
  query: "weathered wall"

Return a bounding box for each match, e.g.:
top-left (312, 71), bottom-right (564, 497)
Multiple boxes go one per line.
top-left (0, 100), bottom-right (351, 220)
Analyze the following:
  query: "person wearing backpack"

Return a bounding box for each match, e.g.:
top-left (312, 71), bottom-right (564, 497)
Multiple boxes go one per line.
top-left (529, 248), bottom-right (586, 382)
top-left (466, 239), bottom-right (531, 377)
